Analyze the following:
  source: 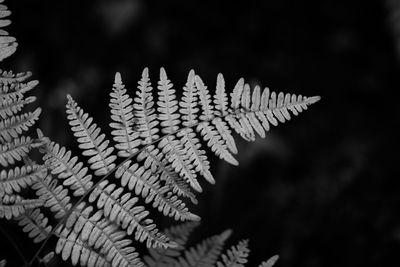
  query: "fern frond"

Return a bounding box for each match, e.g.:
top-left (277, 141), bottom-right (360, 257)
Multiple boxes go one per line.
top-left (138, 147), bottom-right (198, 204)
top-left (115, 160), bottom-right (200, 221)
top-left (0, 194), bottom-right (42, 219)
top-left (88, 180), bottom-right (176, 249)
top-left (258, 255), bottom-right (279, 267)
top-left (0, 107), bottom-right (41, 142)
top-left (0, 95), bottom-right (36, 119)
top-left (134, 67), bottom-right (159, 144)
top-left (0, 164), bottom-right (45, 194)
top-left (216, 240), bottom-right (250, 267)
top-left (0, 136), bottom-right (41, 167)
top-left (56, 226), bottom-right (112, 267)
top-left (41, 141), bottom-right (93, 197)
top-left (109, 72), bottom-right (140, 157)
top-left (174, 230), bottom-right (232, 267)
top-left (0, 70), bottom-right (32, 86)
top-left (32, 174), bottom-right (72, 219)
top-left (15, 208), bottom-right (52, 243)
top-left (0, 79), bottom-right (38, 101)
top-left (58, 203), bottom-right (144, 267)
top-left (0, 2), bottom-right (17, 61)
top-left (66, 95), bottom-right (116, 176)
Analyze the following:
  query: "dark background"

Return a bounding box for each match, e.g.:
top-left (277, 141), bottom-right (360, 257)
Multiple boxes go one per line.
top-left (2, 0), bottom-right (400, 266)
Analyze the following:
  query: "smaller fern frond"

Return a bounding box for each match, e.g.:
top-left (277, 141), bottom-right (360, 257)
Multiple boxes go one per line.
top-left (216, 240), bottom-right (250, 267)
top-left (258, 255), bottom-right (279, 267)
top-left (134, 67), bottom-right (159, 144)
top-left (15, 208), bottom-right (52, 243)
top-left (32, 174), bottom-right (72, 219)
top-left (88, 180), bottom-right (176, 249)
top-left (0, 136), bottom-right (41, 167)
top-left (0, 70), bottom-right (32, 86)
top-left (0, 194), bottom-right (42, 219)
top-left (56, 226), bottom-right (112, 267)
top-left (0, 164), bottom-right (45, 194)
top-left (0, 107), bottom-right (41, 142)
top-left (41, 141), bottom-right (93, 197)
top-left (66, 95), bottom-right (116, 176)
top-left (109, 72), bottom-right (140, 157)
top-left (0, 95), bottom-right (36, 119)
top-left (174, 230), bottom-right (232, 267)
top-left (58, 203), bottom-right (144, 267)
top-left (115, 160), bottom-right (200, 221)
top-left (0, 2), bottom-right (17, 61)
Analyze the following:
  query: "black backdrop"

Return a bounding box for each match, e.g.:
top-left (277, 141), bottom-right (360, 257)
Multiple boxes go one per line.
top-left (2, 0), bottom-right (400, 266)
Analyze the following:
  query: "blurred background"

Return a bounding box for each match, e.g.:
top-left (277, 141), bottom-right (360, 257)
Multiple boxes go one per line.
top-left (2, 0), bottom-right (400, 266)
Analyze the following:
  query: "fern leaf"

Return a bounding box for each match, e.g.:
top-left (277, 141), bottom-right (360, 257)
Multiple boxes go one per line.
top-left (180, 70), bottom-right (199, 127)
top-left (15, 208), bottom-right (52, 243)
top-left (0, 194), bottom-right (42, 219)
top-left (56, 226), bottom-right (112, 267)
top-left (258, 255), bottom-right (279, 267)
top-left (0, 70), bottom-right (32, 85)
top-left (32, 174), bottom-right (72, 219)
top-left (116, 160), bottom-right (200, 221)
top-left (216, 240), bottom-right (250, 267)
top-left (0, 164), bottom-right (45, 194)
top-left (134, 67), bottom-right (159, 144)
top-left (109, 72), bottom-right (140, 157)
top-left (66, 95), bottom-right (116, 176)
top-left (58, 204), bottom-right (144, 267)
top-left (137, 147), bottom-right (198, 204)
top-left (213, 74), bottom-right (237, 154)
top-left (0, 107), bottom-right (41, 142)
top-left (0, 95), bottom-right (35, 119)
top-left (0, 136), bottom-right (41, 167)
top-left (0, 79), bottom-right (38, 101)
top-left (197, 122), bottom-right (238, 166)
top-left (88, 180), bottom-right (176, 249)
top-left (0, 2), bottom-right (17, 61)
top-left (42, 141), bottom-right (93, 197)
top-left (174, 230), bottom-right (232, 267)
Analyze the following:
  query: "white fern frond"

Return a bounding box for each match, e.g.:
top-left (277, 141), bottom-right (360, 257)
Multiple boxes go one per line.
top-left (216, 240), bottom-right (250, 267)
top-left (32, 174), bottom-right (72, 219)
top-left (0, 194), bottom-right (42, 219)
top-left (15, 208), bottom-right (52, 243)
top-left (0, 107), bottom-right (41, 142)
top-left (0, 95), bottom-right (36, 119)
top-left (66, 95), bottom-right (116, 176)
top-left (0, 164), bottom-right (45, 194)
top-left (58, 204), bottom-right (144, 267)
top-left (174, 230), bottom-right (232, 267)
top-left (88, 180), bottom-right (176, 249)
top-left (56, 226), bottom-right (112, 267)
top-left (0, 136), bottom-right (41, 167)
top-left (0, 2), bottom-right (17, 61)
top-left (0, 79), bottom-right (38, 101)
top-left (42, 141), bottom-right (93, 197)
top-left (134, 67), bottom-right (159, 144)
top-left (116, 160), bottom-right (200, 221)
top-left (137, 147), bottom-right (198, 204)
top-left (0, 70), bottom-right (32, 86)
top-left (109, 72), bottom-right (140, 157)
